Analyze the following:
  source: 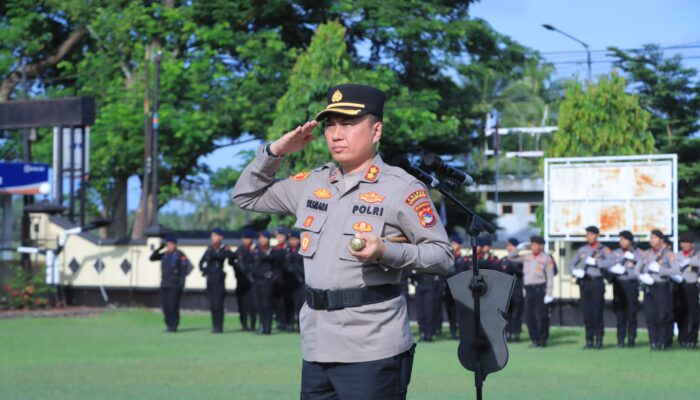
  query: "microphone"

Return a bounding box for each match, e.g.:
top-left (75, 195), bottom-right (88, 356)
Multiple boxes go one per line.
top-left (422, 154), bottom-right (474, 186)
top-left (390, 156), bottom-right (440, 188)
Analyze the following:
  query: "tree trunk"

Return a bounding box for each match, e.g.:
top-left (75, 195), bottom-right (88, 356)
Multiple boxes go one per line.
top-left (100, 175), bottom-right (128, 239)
top-left (131, 189), bottom-right (154, 239)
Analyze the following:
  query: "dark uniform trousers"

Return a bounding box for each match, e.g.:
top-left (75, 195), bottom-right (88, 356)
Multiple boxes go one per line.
top-left (443, 283), bottom-right (458, 337)
top-left (301, 344), bottom-right (415, 400)
top-left (160, 286), bottom-right (183, 329)
top-left (415, 281), bottom-right (442, 339)
top-left (206, 278), bottom-right (226, 331)
top-left (644, 282), bottom-right (673, 346)
top-left (237, 286), bottom-right (257, 331)
top-left (525, 284), bottom-right (549, 344)
top-left (580, 277), bottom-right (605, 341)
top-left (612, 280), bottom-right (639, 342)
top-left (507, 278), bottom-right (524, 337)
top-left (678, 282), bottom-right (700, 344)
top-left (254, 279), bottom-right (274, 334)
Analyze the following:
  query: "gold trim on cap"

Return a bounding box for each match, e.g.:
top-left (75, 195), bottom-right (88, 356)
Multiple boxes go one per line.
top-left (326, 102), bottom-right (365, 109)
top-left (315, 108), bottom-right (364, 120)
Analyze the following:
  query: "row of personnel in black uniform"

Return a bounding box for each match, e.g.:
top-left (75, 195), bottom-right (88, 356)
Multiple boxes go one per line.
top-left (149, 227), bottom-right (305, 334)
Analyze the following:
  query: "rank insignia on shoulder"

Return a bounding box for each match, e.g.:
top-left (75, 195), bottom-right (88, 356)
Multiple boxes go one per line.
top-left (313, 188), bottom-right (332, 199)
top-left (301, 233), bottom-right (311, 252)
top-left (352, 221), bottom-right (373, 233)
top-left (364, 165), bottom-right (380, 181)
top-left (414, 201), bottom-right (437, 228)
top-left (291, 171), bottom-right (311, 181)
top-left (405, 189), bottom-right (428, 206)
top-left (359, 192), bottom-right (385, 204)
top-left (303, 216), bottom-right (314, 228)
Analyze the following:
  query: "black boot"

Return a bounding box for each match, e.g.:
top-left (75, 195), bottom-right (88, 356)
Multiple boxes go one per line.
top-left (514, 333), bottom-right (521, 342)
top-left (538, 339), bottom-right (547, 348)
top-left (617, 338), bottom-right (625, 348)
top-left (529, 341), bottom-right (540, 348)
top-left (627, 338), bottom-right (635, 348)
top-left (584, 340), bottom-right (593, 349)
top-left (594, 338), bottom-right (603, 349)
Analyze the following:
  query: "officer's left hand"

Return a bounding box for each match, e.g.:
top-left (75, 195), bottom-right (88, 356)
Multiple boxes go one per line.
top-left (348, 233), bottom-right (386, 264)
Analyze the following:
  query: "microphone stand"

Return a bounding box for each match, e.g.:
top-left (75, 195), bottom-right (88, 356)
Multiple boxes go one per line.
top-left (405, 163), bottom-right (495, 400)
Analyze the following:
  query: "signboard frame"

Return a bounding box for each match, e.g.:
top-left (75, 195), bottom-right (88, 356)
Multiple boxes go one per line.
top-left (544, 154), bottom-right (678, 251)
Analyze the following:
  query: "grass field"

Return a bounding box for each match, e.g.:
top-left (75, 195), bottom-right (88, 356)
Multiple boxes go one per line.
top-left (1, 309), bottom-right (699, 400)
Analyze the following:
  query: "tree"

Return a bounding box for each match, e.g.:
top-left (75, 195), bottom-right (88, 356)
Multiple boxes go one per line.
top-left (609, 44), bottom-right (700, 233)
top-left (546, 71), bottom-right (656, 158)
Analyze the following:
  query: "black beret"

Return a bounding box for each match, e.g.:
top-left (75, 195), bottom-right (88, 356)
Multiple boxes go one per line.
top-left (650, 229), bottom-right (665, 240)
top-left (507, 238), bottom-right (520, 247)
top-left (619, 230), bottom-right (634, 242)
top-left (259, 230), bottom-right (272, 239)
top-left (240, 228), bottom-right (256, 239)
top-left (164, 235), bottom-right (177, 244)
top-left (449, 235), bottom-right (463, 245)
top-left (289, 230), bottom-right (300, 239)
top-left (274, 227), bottom-right (288, 236)
top-left (211, 227), bottom-right (224, 236)
top-left (680, 232), bottom-right (697, 243)
top-left (530, 235), bottom-right (545, 245)
top-left (315, 83), bottom-right (385, 121)
top-left (585, 225), bottom-right (600, 235)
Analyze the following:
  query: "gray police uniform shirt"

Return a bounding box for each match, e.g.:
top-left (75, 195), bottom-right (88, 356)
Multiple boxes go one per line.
top-left (634, 247), bottom-right (679, 284)
top-left (232, 146), bottom-right (453, 363)
top-left (598, 247), bottom-right (644, 281)
top-left (523, 252), bottom-right (555, 296)
top-left (568, 243), bottom-right (609, 278)
top-left (674, 249), bottom-right (700, 283)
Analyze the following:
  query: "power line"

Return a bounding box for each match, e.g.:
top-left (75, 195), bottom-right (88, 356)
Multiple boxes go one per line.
top-left (540, 44), bottom-right (700, 56)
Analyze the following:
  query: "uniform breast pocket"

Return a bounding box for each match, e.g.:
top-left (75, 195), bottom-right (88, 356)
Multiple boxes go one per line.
top-left (293, 211), bottom-right (328, 258)
top-left (338, 215), bottom-right (386, 262)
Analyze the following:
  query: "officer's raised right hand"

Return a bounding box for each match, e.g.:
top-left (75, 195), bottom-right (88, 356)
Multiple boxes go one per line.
top-left (269, 120), bottom-right (318, 156)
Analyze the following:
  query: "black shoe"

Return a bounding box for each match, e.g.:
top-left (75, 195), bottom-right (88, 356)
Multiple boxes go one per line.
top-left (513, 333), bottom-right (521, 342)
top-left (691, 342), bottom-right (697, 349)
top-left (241, 326), bottom-right (249, 332)
top-left (539, 340), bottom-right (547, 348)
top-left (165, 326), bottom-right (177, 333)
top-left (658, 343), bottom-right (668, 351)
top-left (627, 338), bottom-right (635, 348)
top-left (529, 342), bottom-right (540, 348)
top-left (584, 341), bottom-right (594, 349)
top-left (594, 339), bottom-right (603, 349)
top-left (617, 339), bottom-right (625, 348)
top-left (211, 329), bottom-right (223, 334)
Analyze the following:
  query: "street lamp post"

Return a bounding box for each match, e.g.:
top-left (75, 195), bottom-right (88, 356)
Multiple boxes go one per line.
top-left (542, 24), bottom-right (592, 81)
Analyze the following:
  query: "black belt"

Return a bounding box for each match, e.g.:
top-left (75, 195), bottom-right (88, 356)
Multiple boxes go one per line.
top-left (305, 284), bottom-right (401, 311)
top-left (582, 275), bottom-right (604, 281)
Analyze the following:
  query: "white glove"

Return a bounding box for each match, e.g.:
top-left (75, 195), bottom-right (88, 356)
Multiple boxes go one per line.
top-left (609, 264), bottom-right (626, 275)
top-left (648, 261), bottom-right (660, 273)
top-left (585, 256), bottom-right (597, 266)
top-left (572, 269), bottom-right (586, 279)
top-left (544, 295), bottom-right (554, 304)
top-left (623, 251), bottom-right (635, 261)
top-left (671, 274), bottom-right (683, 284)
top-left (640, 273), bottom-right (654, 286)
top-left (680, 258), bottom-right (690, 267)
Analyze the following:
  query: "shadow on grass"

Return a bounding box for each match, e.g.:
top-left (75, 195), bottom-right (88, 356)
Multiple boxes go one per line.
top-left (176, 327), bottom-right (211, 333)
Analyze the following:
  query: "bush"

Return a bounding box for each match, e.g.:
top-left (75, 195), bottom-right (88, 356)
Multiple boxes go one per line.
top-left (1, 265), bottom-right (52, 310)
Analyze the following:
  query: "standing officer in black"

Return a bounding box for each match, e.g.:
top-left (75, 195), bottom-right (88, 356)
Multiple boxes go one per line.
top-left (676, 232), bottom-right (700, 348)
top-left (569, 225), bottom-right (609, 349)
top-left (285, 230), bottom-right (306, 331)
top-left (498, 238), bottom-right (524, 342)
top-left (149, 236), bottom-right (190, 332)
top-left (412, 267), bottom-right (444, 342)
top-left (231, 228), bottom-right (257, 331)
top-left (271, 227), bottom-right (290, 331)
top-left (443, 234), bottom-right (469, 339)
top-left (199, 227), bottom-right (234, 333)
top-left (251, 230), bottom-right (276, 334)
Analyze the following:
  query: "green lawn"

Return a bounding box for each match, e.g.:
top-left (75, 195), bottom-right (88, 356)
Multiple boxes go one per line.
top-left (0, 309), bottom-right (698, 399)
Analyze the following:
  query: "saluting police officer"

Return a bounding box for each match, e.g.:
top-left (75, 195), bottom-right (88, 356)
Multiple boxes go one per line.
top-left (675, 232), bottom-right (700, 349)
top-left (523, 235), bottom-right (555, 348)
top-left (231, 228), bottom-right (257, 332)
top-left (597, 230), bottom-right (642, 347)
top-left (232, 83), bottom-right (453, 399)
top-left (199, 227), bottom-right (234, 333)
top-left (498, 238), bottom-right (525, 342)
top-left (569, 226), bottom-right (609, 349)
top-left (149, 236), bottom-right (191, 332)
top-left (635, 230), bottom-right (681, 350)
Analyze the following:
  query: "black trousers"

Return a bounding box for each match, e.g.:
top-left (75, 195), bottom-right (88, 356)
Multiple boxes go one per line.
top-left (160, 286), bottom-right (183, 330)
top-left (443, 288), bottom-right (457, 336)
top-left (236, 287), bottom-right (257, 331)
top-left (254, 280), bottom-right (274, 334)
top-left (580, 278), bottom-right (605, 341)
top-left (206, 280), bottom-right (226, 331)
top-left (506, 279), bottom-right (524, 335)
top-left (644, 282), bottom-right (673, 345)
top-left (525, 284), bottom-right (549, 343)
top-left (678, 282), bottom-right (699, 344)
top-left (612, 280), bottom-right (639, 342)
top-left (301, 344), bottom-right (415, 400)
top-left (415, 285), bottom-right (441, 337)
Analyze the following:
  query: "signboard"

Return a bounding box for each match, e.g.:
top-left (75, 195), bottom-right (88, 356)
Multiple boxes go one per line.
top-left (544, 155), bottom-right (677, 247)
top-left (0, 162), bottom-right (50, 195)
